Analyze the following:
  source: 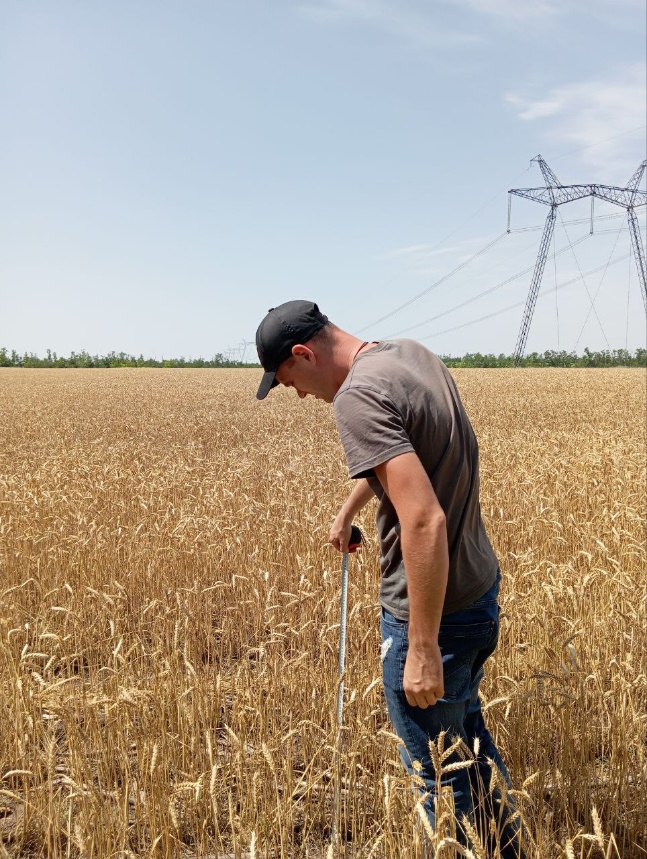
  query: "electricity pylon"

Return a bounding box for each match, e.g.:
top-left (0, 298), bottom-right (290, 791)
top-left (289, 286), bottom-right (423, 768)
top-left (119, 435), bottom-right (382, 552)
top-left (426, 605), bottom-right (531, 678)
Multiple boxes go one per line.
top-left (239, 339), bottom-right (254, 363)
top-left (508, 156), bottom-right (647, 364)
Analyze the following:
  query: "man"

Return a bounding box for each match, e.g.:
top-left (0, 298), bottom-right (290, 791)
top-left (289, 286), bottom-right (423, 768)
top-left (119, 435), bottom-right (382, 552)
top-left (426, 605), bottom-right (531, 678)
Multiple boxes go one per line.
top-left (255, 300), bottom-right (526, 857)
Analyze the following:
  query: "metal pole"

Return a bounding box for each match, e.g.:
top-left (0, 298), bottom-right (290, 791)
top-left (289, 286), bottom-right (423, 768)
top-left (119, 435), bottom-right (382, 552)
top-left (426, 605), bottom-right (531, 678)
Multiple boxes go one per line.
top-left (627, 207), bottom-right (647, 313)
top-left (332, 550), bottom-right (350, 851)
top-left (331, 526), bottom-right (361, 852)
top-left (513, 204), bottom-right (557, 365)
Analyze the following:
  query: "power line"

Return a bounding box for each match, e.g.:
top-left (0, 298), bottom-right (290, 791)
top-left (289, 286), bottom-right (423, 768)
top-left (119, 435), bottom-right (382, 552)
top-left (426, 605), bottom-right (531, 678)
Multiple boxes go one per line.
top-left (511, 209), bottom-right (632, 233)
top-left (353, 231), bottom-right (509, 335)
top-left (384, 234), bottom-right (590, 338)
top-left (415, 252), bottom-right (632, 343)
top-left (345, 165), bottom-right (536, 330)
top-left (354, 209), bottom-right (643, 340)
top-left (548, 125), bottom-right (646, 163)
top-left (558, 210), bottom-right (610, 350)
top-left (351, 134), bottom-right (645, 342)
top-left (380, 165), bottom-right (533, 272)
top-left (573, 218), bottom-right (626, 351)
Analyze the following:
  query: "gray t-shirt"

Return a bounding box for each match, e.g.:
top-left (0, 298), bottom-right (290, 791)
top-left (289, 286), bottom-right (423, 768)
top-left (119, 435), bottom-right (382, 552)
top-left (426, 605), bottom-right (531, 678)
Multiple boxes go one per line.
top-left (333, 339), bottom-right (498, 619)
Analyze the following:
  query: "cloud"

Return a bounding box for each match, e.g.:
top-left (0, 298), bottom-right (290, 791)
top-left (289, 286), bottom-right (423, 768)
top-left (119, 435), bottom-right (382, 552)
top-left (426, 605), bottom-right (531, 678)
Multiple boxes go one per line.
top-left (382, 235), bottom-right (497, 276)
top-left (506, 64), bottom-right (647, 178)
top-left (453, 0), bottom-right (558, 22)
top-left (385, 243), bottom-right (464, 260)
top-left (298, 0), bottom-right (642, 42)
top-left (452, 0), bottom-right (642, 26)
top-left (297, 0), bottom-right (481, 49)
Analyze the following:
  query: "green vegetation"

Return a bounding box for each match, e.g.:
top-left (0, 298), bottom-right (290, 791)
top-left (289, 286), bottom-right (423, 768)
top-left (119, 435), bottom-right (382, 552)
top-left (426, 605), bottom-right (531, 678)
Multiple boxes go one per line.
top-left (439, 348), bottom-right (647, 367)
top-left (0, 346), bottom-right (645, 368)
top-left (0, 348), bottom-right (256, 368)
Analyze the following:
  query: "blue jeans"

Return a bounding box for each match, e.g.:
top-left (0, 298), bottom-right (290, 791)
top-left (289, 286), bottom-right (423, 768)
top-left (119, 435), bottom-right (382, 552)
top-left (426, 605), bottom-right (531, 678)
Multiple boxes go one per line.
top-left (380, 572), bottom-right (526, 858)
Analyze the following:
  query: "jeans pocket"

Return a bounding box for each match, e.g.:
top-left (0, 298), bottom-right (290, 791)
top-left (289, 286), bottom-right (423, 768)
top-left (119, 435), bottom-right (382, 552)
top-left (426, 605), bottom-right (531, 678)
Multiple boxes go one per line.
top-left (438, 620), bottom-right (497, 691)
top-left (380, 608), bottom-right (408, 691)
top-left (380, 606), bottom-right (408, 629)
top-left (439, 619), bottom-right (497, 642)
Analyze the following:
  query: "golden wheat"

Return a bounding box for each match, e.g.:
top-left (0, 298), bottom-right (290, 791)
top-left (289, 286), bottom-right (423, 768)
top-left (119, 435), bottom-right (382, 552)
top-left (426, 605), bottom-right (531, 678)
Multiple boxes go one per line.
top-left (0, 367), bottom-right (645, 858)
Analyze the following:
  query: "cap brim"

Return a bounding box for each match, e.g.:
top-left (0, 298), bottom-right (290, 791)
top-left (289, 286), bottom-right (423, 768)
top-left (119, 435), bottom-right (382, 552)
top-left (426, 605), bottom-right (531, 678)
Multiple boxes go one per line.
top-left (256, 370), bottom-right (278, 400)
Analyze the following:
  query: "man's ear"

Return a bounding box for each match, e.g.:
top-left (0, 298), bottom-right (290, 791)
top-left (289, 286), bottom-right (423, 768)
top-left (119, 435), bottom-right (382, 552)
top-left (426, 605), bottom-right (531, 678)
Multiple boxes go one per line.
top-left (292, 344), bottom-right (314, 361)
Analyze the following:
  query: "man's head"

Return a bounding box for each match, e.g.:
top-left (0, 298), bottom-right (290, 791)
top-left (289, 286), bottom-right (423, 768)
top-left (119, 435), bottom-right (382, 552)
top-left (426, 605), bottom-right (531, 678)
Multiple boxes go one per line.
top-left (255, 300), bottom-right (329, 400)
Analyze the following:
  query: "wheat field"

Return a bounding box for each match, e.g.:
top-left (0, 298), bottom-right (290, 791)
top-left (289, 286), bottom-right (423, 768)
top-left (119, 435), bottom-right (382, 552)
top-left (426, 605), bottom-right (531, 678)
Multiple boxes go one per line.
top-left (0, 368), bottom-right (645, 858)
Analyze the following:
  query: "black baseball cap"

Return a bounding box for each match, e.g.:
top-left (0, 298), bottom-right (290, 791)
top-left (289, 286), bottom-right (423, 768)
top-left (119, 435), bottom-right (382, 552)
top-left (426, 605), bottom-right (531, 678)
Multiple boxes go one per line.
top-left (255, 300), bottom-right (328, 400)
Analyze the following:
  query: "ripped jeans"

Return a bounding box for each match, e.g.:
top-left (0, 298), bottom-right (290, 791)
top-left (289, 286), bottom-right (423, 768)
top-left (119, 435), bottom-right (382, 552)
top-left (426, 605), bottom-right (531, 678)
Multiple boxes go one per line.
top-left (380, 572), bottom-right (527, 858)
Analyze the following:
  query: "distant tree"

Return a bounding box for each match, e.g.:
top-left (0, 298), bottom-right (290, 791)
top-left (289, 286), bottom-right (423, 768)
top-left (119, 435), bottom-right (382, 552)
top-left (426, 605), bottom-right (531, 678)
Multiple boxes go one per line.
top-left (0, 346), bottom-right (643, 369)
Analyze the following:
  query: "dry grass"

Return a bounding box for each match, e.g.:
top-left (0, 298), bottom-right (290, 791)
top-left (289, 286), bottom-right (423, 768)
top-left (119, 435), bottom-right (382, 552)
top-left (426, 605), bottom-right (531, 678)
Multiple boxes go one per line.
top-left (0, 367), bottom-right (645, 858)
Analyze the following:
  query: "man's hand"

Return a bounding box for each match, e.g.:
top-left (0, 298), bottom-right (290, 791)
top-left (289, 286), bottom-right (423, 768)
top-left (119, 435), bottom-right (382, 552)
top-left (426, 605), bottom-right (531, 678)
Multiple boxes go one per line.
top-left (403, 640), bottom-right (444, 708)
top-left (329, 516), bottom-right (352, 553)
top-left (328, 479), bottom-right (375, 553)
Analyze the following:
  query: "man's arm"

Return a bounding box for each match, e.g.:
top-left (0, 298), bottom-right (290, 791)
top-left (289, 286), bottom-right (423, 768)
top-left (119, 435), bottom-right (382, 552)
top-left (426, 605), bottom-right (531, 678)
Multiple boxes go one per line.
top-left (329, 478), bottom-right (375, 552)
top-left (374, 451), bottom-right (449, 709)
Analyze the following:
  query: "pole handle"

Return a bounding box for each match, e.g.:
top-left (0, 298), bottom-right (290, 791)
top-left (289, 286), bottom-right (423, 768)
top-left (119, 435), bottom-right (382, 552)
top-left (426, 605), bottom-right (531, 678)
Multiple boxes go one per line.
top-left (348, 525), bottom-right (363, 553)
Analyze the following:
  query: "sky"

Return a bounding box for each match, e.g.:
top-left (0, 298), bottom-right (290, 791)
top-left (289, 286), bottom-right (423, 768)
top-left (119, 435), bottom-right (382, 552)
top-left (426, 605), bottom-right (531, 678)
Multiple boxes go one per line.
top-left (1, 0), bottom-right (646, 361)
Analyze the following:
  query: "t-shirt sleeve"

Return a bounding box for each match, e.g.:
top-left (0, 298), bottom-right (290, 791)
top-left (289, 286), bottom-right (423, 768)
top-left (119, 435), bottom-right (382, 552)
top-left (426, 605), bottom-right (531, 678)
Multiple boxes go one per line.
top-left (333, 385), bottom-right (414, 479)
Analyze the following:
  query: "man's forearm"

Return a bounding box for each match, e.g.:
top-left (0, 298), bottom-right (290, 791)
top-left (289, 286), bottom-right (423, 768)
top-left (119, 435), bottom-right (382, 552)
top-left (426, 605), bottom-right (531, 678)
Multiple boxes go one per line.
top-left (338, 478), bottom-right (375, 521)
top-left (372, 451), bottom-right (448, 707)
top-left (401, 513), bottom-right (449, 645)
top-left (329, 479), bottom-right (375, 552)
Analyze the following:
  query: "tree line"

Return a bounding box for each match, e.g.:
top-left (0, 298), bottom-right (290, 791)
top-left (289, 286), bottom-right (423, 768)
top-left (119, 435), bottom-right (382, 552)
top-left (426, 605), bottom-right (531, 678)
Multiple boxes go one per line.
top-left (0, 348), bottom-right (254, 368)
top-left (0, 346), bottom-right (645, 369)
top-left (439, 348), bottom-right (647, 368)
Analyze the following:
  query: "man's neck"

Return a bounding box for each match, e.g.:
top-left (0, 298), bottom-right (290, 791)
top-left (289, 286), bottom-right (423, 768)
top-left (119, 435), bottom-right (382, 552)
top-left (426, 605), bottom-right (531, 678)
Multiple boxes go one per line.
top-left (330, 332), bottom-right (378, 392)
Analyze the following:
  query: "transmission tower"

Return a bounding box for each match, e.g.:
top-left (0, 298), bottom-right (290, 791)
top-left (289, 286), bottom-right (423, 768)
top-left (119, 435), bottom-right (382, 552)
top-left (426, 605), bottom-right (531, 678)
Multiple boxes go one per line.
top-left (239, 339), bottom-right (254, 363)
top-left (508, 155), bottom-right (647, 364)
